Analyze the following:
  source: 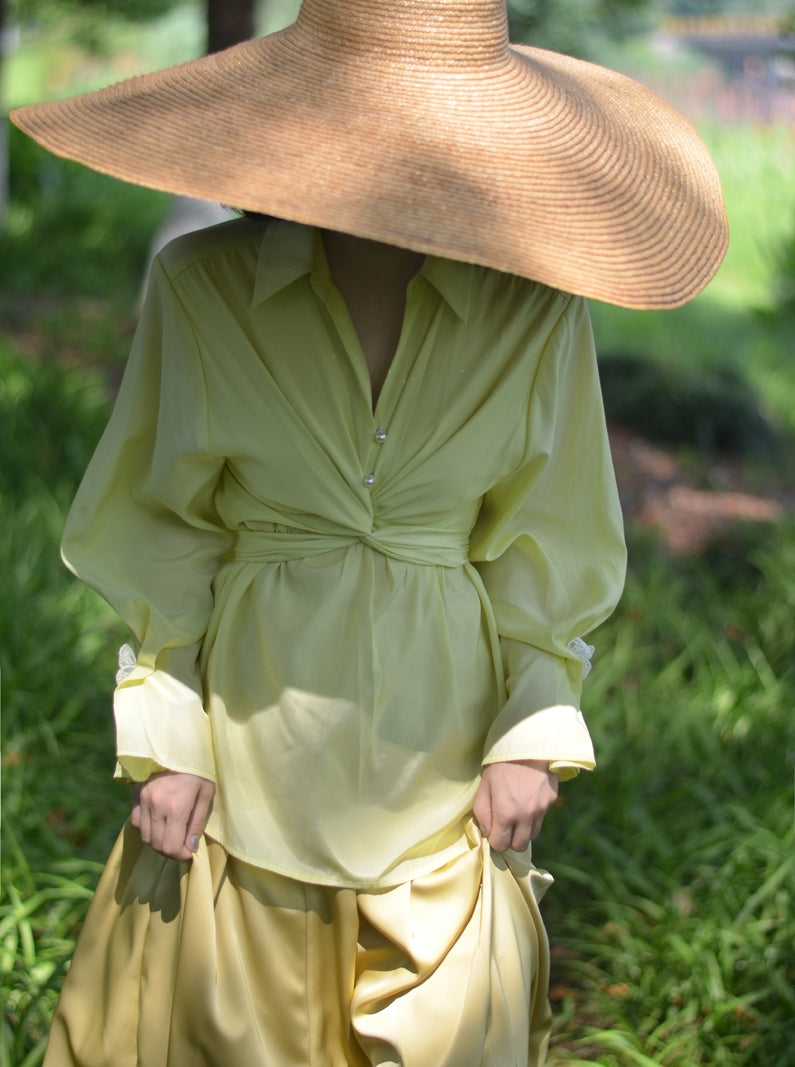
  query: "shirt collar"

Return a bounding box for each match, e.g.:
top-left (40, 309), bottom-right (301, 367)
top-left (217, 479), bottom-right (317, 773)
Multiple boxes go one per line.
top-left (419, 255), bottom-right (472, 323)
top-left (253, 218), bottom-right (472, 322)
top-left (252, 218), bottom-right (316, 306)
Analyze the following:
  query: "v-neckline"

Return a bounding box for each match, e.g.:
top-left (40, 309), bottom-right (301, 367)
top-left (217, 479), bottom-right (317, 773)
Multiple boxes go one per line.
top-left (317, 231), bottom-right (424, 417)
top-left (326, 283), bottom-right (409, 418)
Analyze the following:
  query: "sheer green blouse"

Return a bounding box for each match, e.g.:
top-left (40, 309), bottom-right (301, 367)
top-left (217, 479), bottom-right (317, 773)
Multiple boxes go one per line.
top-left (62, 218), bottom-right (626, 888)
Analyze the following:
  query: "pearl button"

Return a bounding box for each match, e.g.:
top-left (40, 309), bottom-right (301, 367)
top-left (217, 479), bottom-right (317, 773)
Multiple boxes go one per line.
top-left (374, 426), bottom-right (387, 444)
top-left (363, 473), bottom-right (376, 488)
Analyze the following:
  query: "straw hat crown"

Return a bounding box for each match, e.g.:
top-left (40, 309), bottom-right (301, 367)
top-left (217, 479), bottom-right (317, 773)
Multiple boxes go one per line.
top-left (10, 0), bottom-right (728, 309)
top-left (292, 0), bottom-right (510, 63)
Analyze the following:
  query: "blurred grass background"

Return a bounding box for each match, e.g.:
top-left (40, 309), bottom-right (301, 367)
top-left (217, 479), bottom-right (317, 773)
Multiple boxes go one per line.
top-left (2, 4), bottom-right (795, 1065)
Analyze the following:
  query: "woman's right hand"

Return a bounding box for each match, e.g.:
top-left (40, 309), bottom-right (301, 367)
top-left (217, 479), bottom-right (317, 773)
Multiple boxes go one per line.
top-left (131, 770), bottom-right (215, 861)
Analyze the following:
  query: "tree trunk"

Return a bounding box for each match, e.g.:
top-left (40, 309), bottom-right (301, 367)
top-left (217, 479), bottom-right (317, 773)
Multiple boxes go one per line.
top-left (206, 0), bottom-right (256, 54)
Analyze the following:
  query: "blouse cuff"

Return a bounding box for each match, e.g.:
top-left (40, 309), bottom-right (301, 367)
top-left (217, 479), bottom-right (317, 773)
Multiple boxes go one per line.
top-left (113, 662), bottom-right (216, 783)
top-left (481, 704), bottom-right (596, 780)
top-left (482, 637), bottom-right (596, 780)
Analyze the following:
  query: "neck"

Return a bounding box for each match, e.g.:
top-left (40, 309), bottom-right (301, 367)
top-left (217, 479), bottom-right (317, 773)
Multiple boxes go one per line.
top-left (320, 229), bottom-right (424, 407)
top-left (321, 230), bottom-right (424, 291)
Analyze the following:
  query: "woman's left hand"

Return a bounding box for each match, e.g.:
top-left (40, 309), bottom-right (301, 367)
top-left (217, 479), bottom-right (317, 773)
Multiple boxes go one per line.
top-left (472, 759), bottom-right (559, 852)
top-left (131, 770), bottom-right (215, 861)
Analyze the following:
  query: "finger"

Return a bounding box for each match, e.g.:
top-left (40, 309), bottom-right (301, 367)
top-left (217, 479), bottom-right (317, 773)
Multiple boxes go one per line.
top-left (487, 815), bottom-right (516, 853)
top-left (142, 789), bottom-right (182, 856)
top-left (130, 783), bottom-right (142, 829)
top-left (489, 829), bottom-right (514, 852)
top-left (510, 818), bottom-right (536, 851)
top-left (136, 786), bottom-right (154, 846)
top-left (485, 783), bottom-right (522, 851)
top-left (184, 781), bottom-right (214, 854)
top-left (472, 777), bottom-right (493, 839)
top-left (148, 809), bottom-right (170, 853)
top-left (156, 790), bottom-right (199, 859)
top-left (157, 813), bottom-right (191, 860)
top-left (528, 811), bottom-right (546, 841)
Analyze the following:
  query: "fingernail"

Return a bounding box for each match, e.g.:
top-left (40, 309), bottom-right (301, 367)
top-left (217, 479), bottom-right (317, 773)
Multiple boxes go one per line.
top-left (189, 834), bottom-right (200, 852)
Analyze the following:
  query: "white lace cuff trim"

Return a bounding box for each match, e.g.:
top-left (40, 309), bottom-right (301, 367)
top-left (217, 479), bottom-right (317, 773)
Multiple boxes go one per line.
top-left (567, 637), bottom-right (595, 678)
top-left (113, 649), bottom-right (216, 782)
top-left (116, 643), bottom-right (138, 684)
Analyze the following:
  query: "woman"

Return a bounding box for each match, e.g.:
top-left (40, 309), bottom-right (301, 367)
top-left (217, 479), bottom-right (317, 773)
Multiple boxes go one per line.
top-left (11, 2), bottom-right (727, 1064)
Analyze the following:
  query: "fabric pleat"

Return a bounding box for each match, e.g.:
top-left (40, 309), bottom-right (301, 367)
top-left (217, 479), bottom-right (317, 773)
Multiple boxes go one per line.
top-left (352, 821), bottom-right (553, 1066)
top-left (44, 821), bottom-right (552, 1067)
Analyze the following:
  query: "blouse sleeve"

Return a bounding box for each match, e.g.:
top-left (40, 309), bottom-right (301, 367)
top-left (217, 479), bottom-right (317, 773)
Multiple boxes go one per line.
top-left (469, 295), bottom-right (626, 780)
top-left (61, 257), bottom-right (233, 783)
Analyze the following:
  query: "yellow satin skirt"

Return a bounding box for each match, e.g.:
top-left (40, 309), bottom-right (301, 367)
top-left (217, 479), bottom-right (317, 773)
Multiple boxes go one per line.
top-left (44, 821), bottom-right (553, 1067)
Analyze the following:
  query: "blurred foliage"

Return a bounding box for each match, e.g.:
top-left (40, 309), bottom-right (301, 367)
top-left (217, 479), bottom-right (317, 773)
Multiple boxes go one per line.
top-left (591, 292), bottom-right (795, 444)
top-left (597, 356), bottom-right (783, 457)
top-left (508, 0), bottom-right (795, 55)
top-left (1, 125), bottom-right (169, 303)
top-left (591, 123), bottom-right (795, 449)
top-left (774, 220), bottom-right (795, 315)
top-left (8, 0), bottom-right (185, 55)
top-left (665, 0), bottom-right (795, 14)
top-left (509, 0), bottom-right (650, 55)
top-left (0, 339), bottom-right (126, 871)
top-left (0, 343), bottom-right (110, 509)
top-left (0, 343), bottom-right (127, 1063)
top-left (10, 0), bottom-right (178, 25)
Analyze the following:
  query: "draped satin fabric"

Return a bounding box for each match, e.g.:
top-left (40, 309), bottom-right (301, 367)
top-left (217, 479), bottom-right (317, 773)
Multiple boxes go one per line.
top-left (44, 822), bottom-right (553, 1067)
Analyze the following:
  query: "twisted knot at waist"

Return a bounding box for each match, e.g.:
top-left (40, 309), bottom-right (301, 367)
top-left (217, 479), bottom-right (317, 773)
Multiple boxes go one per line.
top-left (230, 524), bottom-right (469, 567)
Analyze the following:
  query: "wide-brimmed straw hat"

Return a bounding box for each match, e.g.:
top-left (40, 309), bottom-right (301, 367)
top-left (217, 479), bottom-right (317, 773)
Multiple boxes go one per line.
top-left (10, 0), bottom-right (728, 309)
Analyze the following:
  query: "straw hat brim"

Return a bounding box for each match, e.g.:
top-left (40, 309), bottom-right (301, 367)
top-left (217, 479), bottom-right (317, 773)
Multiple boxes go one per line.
top-left (9, 27), bottom-right (728, 309)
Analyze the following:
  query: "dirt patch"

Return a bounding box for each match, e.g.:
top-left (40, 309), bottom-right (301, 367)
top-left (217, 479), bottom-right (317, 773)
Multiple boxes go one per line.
top-left (609, 427), bottom-right (793, 554)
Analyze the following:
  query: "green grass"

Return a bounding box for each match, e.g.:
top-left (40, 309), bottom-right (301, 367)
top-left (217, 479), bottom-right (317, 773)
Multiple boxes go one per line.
top-left (1, 344), bottom-right (127, 1066)
top-left (540, 525), bottom-right (795, 1065)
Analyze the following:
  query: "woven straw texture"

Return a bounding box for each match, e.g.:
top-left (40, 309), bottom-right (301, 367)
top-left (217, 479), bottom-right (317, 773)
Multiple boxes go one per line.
top-left (9, 0), bottom-right (728, 309)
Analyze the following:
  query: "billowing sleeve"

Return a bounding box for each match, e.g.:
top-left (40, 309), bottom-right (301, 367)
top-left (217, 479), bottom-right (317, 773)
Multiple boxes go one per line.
top-left (469, 295), bottom-right (626, 780)
top-left (61, 257), bottom-right (233, 783)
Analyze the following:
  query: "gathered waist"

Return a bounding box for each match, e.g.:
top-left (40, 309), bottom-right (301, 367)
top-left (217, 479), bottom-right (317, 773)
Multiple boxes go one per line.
top-left (229, 523), bottom-right (470, 568)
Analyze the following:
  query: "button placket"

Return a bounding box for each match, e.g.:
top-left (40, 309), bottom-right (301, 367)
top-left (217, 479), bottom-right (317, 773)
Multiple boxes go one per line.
top-left (363, 424), bottom-right (388, 489)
